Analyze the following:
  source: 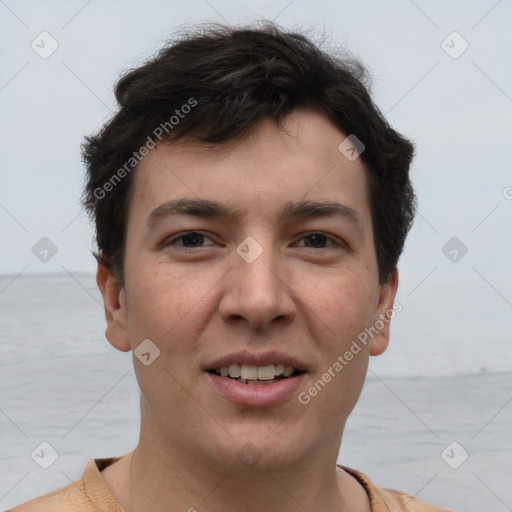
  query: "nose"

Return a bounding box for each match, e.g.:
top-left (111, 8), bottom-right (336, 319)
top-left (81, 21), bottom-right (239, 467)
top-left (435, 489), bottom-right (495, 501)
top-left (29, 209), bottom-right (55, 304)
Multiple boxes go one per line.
top-left (218, 238), bottom-right (297, 330)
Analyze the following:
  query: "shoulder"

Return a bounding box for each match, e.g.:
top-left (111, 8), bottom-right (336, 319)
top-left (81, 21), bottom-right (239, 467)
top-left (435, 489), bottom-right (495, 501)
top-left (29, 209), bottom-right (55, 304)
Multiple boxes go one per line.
top-left (6, 458), bottom-right (123, 512)
top-left (340, 465), bottom-right (452, 512)
top-left (6, 481), bottom-right (93, 512)
top-left (374, 486), bottom-right (453, 512)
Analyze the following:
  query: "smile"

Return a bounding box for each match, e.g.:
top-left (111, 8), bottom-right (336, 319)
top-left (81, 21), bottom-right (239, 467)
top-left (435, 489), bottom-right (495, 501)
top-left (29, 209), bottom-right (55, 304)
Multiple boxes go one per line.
top-left (208, 363), bottom-right (303, 385)
top-left (205, 368), bottom-right (306, 407)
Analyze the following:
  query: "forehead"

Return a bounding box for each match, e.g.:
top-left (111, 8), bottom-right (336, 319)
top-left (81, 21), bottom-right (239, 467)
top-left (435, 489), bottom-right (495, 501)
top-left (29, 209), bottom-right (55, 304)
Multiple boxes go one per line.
top-left (128, 109), bottom-right (372, 231)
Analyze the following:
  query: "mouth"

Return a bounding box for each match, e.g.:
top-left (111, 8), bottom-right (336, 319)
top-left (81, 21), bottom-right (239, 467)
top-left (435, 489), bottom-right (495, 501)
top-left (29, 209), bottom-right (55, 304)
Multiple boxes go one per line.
top-left (206, 363), bottom-right (305, 385)
top-left (205, 362), bottom-right (307, 407)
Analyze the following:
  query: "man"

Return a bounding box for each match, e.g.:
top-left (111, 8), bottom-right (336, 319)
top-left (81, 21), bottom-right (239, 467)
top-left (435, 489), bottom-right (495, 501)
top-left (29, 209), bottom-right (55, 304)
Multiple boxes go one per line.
top-left (10, 22), bottom-right (451, 512)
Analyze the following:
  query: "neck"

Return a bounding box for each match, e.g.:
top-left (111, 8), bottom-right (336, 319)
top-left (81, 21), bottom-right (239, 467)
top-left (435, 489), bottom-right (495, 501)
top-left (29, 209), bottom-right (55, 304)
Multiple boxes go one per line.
top-left (101, 406), bottom-right (370, 512)
top-left (102, 437), bottom-right (369, 512)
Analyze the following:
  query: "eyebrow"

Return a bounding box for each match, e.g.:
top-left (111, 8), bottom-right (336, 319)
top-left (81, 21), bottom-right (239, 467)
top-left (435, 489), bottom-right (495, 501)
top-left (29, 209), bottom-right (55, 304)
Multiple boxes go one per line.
top-left (146, 198), bottom-right (364, 235)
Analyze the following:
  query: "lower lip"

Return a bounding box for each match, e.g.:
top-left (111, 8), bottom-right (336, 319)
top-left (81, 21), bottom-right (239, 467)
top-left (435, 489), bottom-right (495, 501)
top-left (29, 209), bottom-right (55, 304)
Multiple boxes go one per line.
top-left (205, 371), bottom-right (305, 407)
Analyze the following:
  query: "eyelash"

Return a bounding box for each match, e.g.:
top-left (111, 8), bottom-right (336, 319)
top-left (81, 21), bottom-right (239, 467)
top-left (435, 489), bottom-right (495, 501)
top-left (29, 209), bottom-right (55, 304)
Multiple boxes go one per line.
top-left (164, 231), bottom-right (344, 250)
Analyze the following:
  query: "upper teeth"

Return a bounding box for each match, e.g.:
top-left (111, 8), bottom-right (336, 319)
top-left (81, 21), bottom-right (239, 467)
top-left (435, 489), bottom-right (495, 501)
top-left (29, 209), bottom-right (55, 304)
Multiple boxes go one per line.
top-left (215, 364), bottom-right (296, 380)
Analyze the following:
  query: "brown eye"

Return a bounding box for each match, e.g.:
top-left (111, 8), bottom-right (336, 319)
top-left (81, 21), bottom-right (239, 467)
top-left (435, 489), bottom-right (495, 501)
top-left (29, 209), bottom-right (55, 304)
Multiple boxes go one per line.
top-left (303, 233), bottom-right (330, 248)
top-left (165, 231), bottom-right (213, 248)
top-left (299, 232), bottom-right (341, 249)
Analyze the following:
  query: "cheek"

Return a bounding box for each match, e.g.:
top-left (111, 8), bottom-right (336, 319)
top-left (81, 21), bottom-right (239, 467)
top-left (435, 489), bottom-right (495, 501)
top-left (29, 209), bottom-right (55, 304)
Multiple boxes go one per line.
top-left (307, 272), bottom-right (377, 348)
top-left (309, 282), bottom-right (373, 419)
top-left (125, 267), bottom-right (207, 415)
top-left (125, 264), bottom-right (219, 368)
top-left (309, 274), bottom-right (377, 413)
top-left (125, 266), bottom-right (191, 343)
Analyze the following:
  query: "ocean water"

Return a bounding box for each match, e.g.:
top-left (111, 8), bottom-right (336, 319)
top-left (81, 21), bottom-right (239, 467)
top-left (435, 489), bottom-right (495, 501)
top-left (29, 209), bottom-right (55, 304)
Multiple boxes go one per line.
top-left (0, 274), bottom-right (511, 511)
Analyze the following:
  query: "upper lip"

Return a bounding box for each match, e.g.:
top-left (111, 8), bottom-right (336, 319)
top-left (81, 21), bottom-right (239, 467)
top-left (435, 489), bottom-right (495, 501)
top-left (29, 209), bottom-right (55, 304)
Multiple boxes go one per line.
top-left (203, 350), bottom-right (308, 372)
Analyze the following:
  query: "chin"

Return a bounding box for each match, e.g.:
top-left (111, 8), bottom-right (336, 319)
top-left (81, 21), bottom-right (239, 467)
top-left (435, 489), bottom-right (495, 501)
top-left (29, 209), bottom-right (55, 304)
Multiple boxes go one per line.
top-left (206, 424), bottom-right (309, 472)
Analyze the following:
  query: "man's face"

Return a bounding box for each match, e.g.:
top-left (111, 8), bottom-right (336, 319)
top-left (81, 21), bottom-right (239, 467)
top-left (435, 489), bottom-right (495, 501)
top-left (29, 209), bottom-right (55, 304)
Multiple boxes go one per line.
top-left (101, 108), bottom-right (397, 470)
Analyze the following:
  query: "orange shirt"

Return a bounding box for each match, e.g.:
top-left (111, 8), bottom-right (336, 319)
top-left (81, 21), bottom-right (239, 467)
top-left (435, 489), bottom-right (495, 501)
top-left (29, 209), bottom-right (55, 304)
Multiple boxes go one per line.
top-left (8, 458), bottom-right (451, 512)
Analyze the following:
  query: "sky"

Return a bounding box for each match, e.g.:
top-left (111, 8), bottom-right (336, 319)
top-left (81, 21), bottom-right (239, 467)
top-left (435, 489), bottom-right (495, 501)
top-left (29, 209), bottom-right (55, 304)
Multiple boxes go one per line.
top-left (1, 0), bottom-right (511, 279)
top-left (0, 0), bottom-right (511, 374)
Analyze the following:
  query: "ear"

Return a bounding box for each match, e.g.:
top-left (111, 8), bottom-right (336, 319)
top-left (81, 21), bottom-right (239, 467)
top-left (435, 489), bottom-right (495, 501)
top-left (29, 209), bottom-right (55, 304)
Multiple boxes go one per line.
top-left (96, 262), bottom-right (131, 352)
top-left (369, 269), bottom-right (399, 356)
